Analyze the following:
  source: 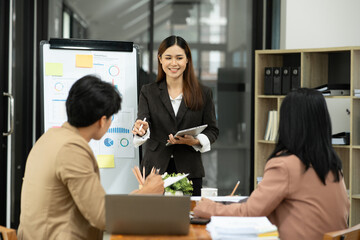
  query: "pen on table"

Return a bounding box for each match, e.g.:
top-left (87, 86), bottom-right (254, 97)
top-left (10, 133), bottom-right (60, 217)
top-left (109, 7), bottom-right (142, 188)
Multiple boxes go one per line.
top-left (230, 180), bottom-right (240, 196)
top-left (138, 117), bottom-right (146, 132)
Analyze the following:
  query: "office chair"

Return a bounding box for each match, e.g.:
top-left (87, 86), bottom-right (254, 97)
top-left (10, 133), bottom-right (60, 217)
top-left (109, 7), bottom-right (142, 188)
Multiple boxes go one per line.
top-left (323, 224), bottom-right (360, 240)
top-left (0, 226), bottom-right (17, 240)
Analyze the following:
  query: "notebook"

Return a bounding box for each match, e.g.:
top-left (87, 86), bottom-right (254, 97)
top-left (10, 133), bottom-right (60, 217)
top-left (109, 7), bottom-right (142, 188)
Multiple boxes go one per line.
top-left (105, 194), bottom-right (191, 235)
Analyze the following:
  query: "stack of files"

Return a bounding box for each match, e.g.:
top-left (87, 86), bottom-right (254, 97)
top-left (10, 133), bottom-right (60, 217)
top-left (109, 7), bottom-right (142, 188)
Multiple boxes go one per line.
top-left (332, 132), bottom-right (350, 145)
top-left (191, 196), bottom-right (248, 204)
top-left (206, 216), bottom-right (279, 240)
top-left (315, 84), bottom-right (350, 96)
top-left (264, 110), bottom-right (278, 141)
top-left (354, 89), bottom-right (360, 97)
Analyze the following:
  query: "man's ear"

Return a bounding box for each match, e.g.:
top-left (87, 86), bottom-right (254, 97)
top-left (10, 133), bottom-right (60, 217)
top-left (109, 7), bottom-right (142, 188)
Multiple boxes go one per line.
top-left (99, 115), bottom-right (107, 128)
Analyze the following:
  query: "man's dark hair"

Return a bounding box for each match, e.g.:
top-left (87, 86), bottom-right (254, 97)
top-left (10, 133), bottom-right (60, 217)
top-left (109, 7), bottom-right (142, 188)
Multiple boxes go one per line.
top-left (66, 75), bottom-right (121, 127)
top-left (268, 88), bottom-right (342, 185)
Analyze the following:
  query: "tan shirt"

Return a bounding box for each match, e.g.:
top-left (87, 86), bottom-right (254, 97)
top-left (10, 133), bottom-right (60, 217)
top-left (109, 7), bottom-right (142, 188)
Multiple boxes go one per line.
top-left (194, 155), bottom-right (350, 240)
top-left (18, 122), bottom-right (105, 240)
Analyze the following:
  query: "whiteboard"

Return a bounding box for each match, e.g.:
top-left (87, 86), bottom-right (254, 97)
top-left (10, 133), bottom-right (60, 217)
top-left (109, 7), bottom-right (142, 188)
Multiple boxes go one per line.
top-left (40, 39), bottom-right (139, 194)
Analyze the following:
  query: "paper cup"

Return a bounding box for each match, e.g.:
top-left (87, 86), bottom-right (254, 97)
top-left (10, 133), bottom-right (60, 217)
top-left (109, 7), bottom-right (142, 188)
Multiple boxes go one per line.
top-left (201, 188), bottom-right (218, 197)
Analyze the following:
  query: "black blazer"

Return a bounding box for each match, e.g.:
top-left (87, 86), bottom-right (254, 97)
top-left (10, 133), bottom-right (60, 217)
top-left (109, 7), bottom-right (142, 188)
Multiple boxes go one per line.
top-left (138, 80), bottom-right (219, 178)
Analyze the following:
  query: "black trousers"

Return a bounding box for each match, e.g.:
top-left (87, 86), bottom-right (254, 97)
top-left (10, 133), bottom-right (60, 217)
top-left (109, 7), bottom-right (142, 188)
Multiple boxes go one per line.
top-left (166, 157), bottom-right (202, 196)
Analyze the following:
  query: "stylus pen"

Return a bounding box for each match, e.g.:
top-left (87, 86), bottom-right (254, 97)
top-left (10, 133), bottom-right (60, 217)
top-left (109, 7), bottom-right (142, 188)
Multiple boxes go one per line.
top-left (138, 117), bottom-right (146, 131)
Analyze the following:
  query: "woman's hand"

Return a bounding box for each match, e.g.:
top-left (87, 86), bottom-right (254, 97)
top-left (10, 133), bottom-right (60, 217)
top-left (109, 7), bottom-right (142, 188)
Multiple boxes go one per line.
top-left (193, 198), bottom-right (216, 219)
top-left (167, 134), bottom-right (201, 146)
top-left (132, 119), bottom-right (149, 136)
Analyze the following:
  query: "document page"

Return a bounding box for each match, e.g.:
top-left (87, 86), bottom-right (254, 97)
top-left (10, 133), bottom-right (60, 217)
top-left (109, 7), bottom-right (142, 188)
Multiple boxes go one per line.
top-left (164, 174), bottom-right (189, 188)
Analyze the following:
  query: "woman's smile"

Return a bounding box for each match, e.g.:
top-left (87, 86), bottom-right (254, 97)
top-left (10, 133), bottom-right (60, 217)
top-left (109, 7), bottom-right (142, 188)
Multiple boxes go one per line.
top-left (159, 45), bottom-right (188, 81)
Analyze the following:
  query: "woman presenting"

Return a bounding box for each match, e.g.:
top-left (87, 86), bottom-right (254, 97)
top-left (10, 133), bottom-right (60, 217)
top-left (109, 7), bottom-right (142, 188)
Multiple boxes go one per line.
top-left (132, 35), bottom-right (219, 196)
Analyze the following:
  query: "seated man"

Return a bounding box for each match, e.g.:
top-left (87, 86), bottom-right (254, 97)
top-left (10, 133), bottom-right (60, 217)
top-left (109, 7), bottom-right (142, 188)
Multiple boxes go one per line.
top-left (17, 75), bottom-right (164, 240)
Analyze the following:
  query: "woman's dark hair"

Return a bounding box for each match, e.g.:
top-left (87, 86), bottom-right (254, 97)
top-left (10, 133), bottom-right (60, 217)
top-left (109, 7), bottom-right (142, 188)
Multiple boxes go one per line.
top-left (268, 88), bottom-right (342, 184)
top-left (157, 35), bottom-right (203, 110)
top-left (66, 75), bottom-right (122, 127)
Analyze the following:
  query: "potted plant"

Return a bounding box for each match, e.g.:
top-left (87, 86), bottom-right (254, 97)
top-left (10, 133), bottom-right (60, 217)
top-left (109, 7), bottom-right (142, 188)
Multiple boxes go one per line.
top-left (162, 172), bottom-right (193, 196)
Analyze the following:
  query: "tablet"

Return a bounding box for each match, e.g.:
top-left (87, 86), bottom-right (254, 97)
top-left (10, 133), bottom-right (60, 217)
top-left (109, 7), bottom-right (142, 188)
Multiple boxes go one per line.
top-left (175, 124), bottom-right (208, 137)
top-left (166, 124), bottom-right (208, 146)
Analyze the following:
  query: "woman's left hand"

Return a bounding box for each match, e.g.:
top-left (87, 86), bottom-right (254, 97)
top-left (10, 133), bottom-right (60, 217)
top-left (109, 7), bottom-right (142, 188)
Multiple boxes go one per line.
top-left (167, 134), bottom-right (200, 146)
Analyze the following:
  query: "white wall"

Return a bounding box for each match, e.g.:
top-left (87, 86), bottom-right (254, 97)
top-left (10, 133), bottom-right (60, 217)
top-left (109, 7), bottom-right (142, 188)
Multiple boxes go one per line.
top-left (281, 0), bottom-right (360, 49)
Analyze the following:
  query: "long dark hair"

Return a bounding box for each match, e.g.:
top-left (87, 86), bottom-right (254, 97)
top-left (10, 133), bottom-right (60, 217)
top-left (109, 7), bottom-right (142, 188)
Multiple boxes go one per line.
top-left (157, 35), bottom-right (203, 110)
top-left (268, 88), bottom-right (342, 184)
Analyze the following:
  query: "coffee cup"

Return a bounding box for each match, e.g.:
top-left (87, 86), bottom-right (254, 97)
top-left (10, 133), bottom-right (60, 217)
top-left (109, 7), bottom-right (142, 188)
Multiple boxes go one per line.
top-left (201, 187), bottom-right (218, 197)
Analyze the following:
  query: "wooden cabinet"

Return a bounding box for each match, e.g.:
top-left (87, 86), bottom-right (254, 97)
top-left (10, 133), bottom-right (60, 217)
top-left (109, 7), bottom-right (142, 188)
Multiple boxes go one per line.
top-left (254, 47), bottom-right (360, 226)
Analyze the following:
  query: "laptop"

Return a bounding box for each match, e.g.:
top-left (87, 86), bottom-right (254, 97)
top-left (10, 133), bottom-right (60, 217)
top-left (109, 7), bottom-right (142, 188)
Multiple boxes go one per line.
top-left (105, 194), bottom-right (191, 235)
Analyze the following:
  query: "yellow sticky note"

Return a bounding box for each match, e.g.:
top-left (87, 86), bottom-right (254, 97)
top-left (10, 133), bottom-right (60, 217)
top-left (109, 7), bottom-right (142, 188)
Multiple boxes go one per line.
top-left (76, 55), bottom-right (93, 68)
top-left (97, 155), bottom-right (115, 168)
top-left (45, 63), bottom-right (63, 76)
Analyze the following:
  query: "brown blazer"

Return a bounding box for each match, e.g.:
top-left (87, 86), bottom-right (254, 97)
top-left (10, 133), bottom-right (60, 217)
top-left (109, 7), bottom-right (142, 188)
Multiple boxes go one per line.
top-left (18, 122), bottom-right (105, 240)
top-left (137, 80), bottom-right (219, 178)
top-left (194, 155), bottom-right (350, 240)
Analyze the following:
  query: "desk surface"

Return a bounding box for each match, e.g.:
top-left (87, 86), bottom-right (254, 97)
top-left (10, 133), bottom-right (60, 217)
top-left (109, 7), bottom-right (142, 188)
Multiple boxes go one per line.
top-left (104, 224), bottom-right (211, 240)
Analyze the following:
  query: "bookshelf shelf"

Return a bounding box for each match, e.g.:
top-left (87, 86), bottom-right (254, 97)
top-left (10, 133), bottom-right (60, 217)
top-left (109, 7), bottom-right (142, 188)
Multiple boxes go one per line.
top-left (324, 96), bottom-right (352, 99)
top-left (353, 195), bottom-right (360, 200)
top-left (257, 140), bottom-right (276, 144)
top-left (332, 145), bottom-right (351, 149)
top-left (254, 46), bottom-right (360, 227)
top-left (258, 95), bottom-right (285, 99)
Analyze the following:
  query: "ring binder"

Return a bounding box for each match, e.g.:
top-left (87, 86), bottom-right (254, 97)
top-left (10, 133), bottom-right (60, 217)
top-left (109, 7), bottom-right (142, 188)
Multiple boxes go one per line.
top-left (264, 67), bottom-right (273, 95)
top-left (291, 67), bottom-right (301, 90)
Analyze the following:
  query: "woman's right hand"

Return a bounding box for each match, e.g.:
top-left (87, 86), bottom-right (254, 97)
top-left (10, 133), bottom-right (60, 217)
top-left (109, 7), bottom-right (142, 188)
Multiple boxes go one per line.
top-left (132, 119), bottom-right (149, 136)
top-left (193, 198), bottom-right (217, 219)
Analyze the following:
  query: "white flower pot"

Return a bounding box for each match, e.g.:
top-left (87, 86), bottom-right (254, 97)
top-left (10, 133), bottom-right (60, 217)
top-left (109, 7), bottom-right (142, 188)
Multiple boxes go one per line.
top-left (164, 191), bottom-right (183, 196)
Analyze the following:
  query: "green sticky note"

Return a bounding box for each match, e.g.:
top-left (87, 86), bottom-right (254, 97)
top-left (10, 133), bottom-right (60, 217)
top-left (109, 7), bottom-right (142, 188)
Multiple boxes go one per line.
top-left (45, 62), bottom-right (63, 76)
top-left (97, 155), bottom-right (115, 168)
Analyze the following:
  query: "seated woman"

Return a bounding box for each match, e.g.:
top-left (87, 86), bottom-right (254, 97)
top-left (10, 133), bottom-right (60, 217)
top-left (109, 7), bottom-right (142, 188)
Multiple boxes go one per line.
top-left (194, 88), bottom-right (350, 240)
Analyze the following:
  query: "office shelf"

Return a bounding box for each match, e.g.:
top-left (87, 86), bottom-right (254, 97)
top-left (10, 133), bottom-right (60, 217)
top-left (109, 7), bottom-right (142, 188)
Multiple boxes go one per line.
top-left (257, 140), bottom-right (276, 144)
top-left (353, 195), bottom-right (360, 200)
